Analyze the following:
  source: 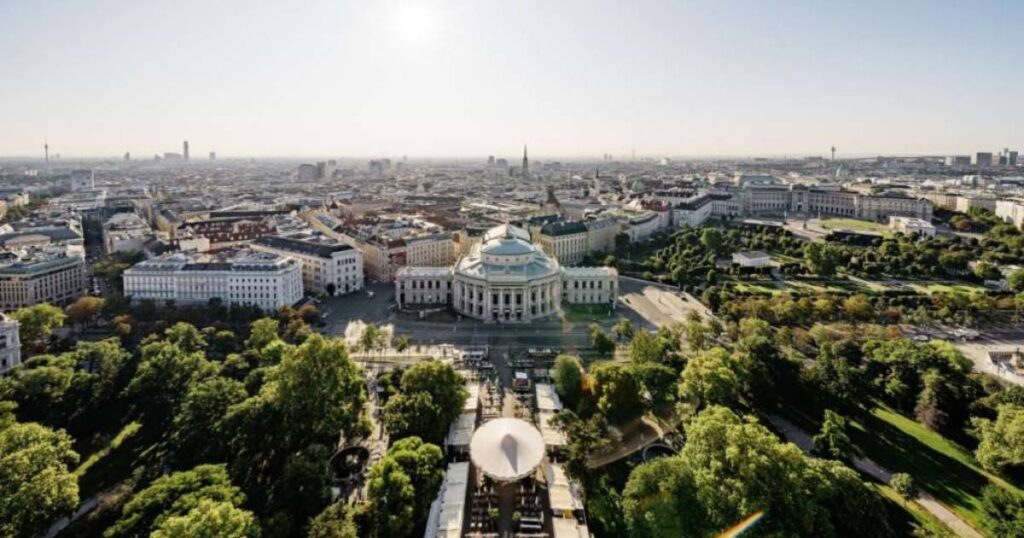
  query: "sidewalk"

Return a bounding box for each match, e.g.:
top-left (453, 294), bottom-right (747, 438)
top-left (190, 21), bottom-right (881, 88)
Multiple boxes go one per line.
top-left (767, 414), bottom-right (983, 538)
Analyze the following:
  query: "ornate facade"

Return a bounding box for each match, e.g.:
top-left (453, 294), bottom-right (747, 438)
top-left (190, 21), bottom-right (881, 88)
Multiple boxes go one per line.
top-left (395, 224), bottom-right (617, 322)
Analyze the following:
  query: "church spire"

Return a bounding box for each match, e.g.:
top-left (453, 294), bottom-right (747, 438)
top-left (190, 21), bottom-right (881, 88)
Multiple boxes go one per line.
top-left (522, 145), bottom-right (529, 179)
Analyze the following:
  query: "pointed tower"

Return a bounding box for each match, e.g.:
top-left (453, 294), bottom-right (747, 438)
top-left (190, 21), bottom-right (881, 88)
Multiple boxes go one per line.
top-left (522, 145), bottom-right (529, 179)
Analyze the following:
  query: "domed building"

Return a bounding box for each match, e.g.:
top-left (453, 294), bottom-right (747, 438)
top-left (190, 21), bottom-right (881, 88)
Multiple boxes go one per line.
top-left (396, 223), bottom-right (617, 322)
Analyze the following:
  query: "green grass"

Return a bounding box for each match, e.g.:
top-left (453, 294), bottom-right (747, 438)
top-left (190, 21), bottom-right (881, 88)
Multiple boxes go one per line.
top-left (873, 483), bottom-right (957, 537)
top-left (75, 421), bottom-right (141, 478)
top-left (910, 282), bottom-right (988, 295)
top-left (562, 304), bottom-right (616, 322)
top-left (732, 281), bottom-right (786, 294)
top-left (847, 405), bottom-right (1021, 534)
top-left (818, 217), bottom-right (890, 234)
top-left (732, 278), bottom-right (877, 295)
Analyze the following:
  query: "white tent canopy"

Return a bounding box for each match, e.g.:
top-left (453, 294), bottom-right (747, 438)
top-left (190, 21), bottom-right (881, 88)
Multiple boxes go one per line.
top-left (470, 418), bottom-right (545, 482)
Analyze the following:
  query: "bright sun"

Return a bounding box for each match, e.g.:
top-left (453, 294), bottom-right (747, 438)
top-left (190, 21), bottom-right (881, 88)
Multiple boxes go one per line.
top-left (390, 2), bottom-right (440, 44)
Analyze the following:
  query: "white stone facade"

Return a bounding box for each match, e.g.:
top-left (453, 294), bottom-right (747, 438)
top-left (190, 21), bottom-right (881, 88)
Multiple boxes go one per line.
top-left (252, 236), bottom-right (363, 295)
top-left (395, 224), bottom-right (617, 323)
top-left (123, 250), bottom-right (303, 312)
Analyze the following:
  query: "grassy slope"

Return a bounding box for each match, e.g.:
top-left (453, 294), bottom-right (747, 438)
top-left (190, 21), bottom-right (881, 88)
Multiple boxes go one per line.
top-left (847, 405), bottom-right (1021, 534)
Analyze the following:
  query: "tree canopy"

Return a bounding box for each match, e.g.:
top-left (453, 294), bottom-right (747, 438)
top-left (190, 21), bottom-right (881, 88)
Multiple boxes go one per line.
top-left (0, 418), bottom-right (80, 538)
top-left (383, 360), bottom-right (466, 444)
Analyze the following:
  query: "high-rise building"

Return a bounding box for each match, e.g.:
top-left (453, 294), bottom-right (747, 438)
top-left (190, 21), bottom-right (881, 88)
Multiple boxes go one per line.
top-left (124, 151), bottom-right (130, 161)
top-left (183, 140), bottom-right (190, 161)
top-left (487, 155), bottom-right (495, 166)
top-left (1009, 151), bottom-right (1019, 166)
top-left (976, 152), bottom-right (993, 167)
top-left (522, 145), bottom-right (529, 179)
top-left (209, 151), bottom-right (216, 160)
top-left (297, 164), bottom-right (318, 182)
top-left (945, 155), bottom-right (971, 166)
top-left (70, 169), bottom-right (95, 191)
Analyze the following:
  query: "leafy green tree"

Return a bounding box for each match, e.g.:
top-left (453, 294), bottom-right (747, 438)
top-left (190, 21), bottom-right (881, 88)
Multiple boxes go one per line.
top-left (105, 464), bottom-right (247, 538)
top-left (393, 335), bottom-right (411, 352)
top-left (550, 411), bottom-right (608, 479)
top-left (10, 303), bottom-right (67, 354)
top-left (973, 404), bottom-right (1024, 473)
top-left (613, 317), bottom-right (634, 341)
top-left (69, 337), bottom-right (131, 401)
top-left (383, 360), bottom-right (465, 444)
top-left (974, 261), bottom-right (1002, 281)
top-left (0, 421), bottom-right (80, 538)
top-left (700, 228), bottom-right (723, 254)
top-left (811, 340), bottom-right (867, 407)
top-left (592, 363), bottom-right (643, 424)
top-left (623, 405), bottom-right (892, 537)
top-left (679, 347), bottom-right (746, 409)
top-left (308, 501), bottom-right (358, 538)
top-left (1009, 269), bottom-right (1024, 293)
top-left (889, 473), bottom-right (918, 501)
top-left (588, 323), bottom-right (615, 355)
top-left (841, 294), bottom-right (874, 322)
top-left (5, 354), bottom-right (75, 420)
top-left (277, 334), bottom-right (366, 447)
top-left (386, 437), bottom-right (444, 524)
top-left (245, 318), bottom-right (281, 352)
top-left (150, 499), bottom-right (258, 538)
top-left (628, 330), bottom-right (667, 364)
top-left (360, 324), bottom-right (382, 352)
top-left (938, 250), bottom-right (969, 275)
top-left (172, 377), bottom-right (248, 467)
top-left (803, 241), bottom-right (841, 277)
top-left (683, 319), bottom-right (712, 351)
top-left (125, 340), bottom-right (216, 423)
top-left (267, 443), bottom-right (333, 528)
top-left (553, 355), bottom-right (583, 411)
top-left (364, 459), bottom-right (415, 538)
top-left (980, 485), bottom-right (1024, 538)
top-left (630, 362), bottom-right (678, 410)
top-left (622, 457), bottom-right (705, 537)
top-left (812, 410), bottom-right (854, 461)
top-left (914, 369), bottom-right (950, 431)
top-left (164, 322), bottom-right (208, 353)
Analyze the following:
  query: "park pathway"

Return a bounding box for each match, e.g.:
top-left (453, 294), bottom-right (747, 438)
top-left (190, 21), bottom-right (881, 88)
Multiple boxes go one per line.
top-left (43, 486), bottom-right (117, 538)
top-left (766, 414), bottom-right (983, 538)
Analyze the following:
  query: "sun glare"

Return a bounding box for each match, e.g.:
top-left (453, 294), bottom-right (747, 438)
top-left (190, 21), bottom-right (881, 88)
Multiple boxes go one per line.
top-left (390, 2), bottom-right (440, 44)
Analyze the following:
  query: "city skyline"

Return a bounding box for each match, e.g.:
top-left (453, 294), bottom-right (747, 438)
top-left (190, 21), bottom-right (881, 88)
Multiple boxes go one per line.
top-left (1, 0), bottom-right (1022, 158)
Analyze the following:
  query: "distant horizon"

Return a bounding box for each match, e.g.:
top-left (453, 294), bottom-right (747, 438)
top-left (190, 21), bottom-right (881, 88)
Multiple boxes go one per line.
top-left (0, 149), bottom-right (1010, 163)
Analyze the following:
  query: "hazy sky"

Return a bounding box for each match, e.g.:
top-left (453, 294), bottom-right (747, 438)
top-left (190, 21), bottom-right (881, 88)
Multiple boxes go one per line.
top-left (1, 0), bottom-right (1021, 159)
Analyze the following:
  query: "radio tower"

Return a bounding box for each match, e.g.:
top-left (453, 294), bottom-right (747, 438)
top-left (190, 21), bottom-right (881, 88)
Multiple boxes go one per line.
top-left (44, 140), bottom-right (49, 165)
top-left (830, 146), bottom-right (836, 164)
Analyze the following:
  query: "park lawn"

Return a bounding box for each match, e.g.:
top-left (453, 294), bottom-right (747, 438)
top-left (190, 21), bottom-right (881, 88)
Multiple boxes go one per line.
top-left (562, 303), bottom-right (616, 322)
top-left (768, 252), bottom-right (801, 264)
top-left (732, 281), bottom-right (785, 295)
top-left (910, 282), bottom-right (988, 295)
top-left (74, 416), bottom-right (167, 498)
top-left (872, 483), bottom-right (956, 538)
top-left (847, 405), bottom-right (1021, 534)
top-left (734, 278), bottom-right (876, 295)
top-left (818, 217), bottom-right (890, 235)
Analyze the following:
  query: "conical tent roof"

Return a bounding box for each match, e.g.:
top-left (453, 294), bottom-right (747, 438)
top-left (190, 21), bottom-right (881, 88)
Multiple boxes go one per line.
top-left (469, 418), bottom-right (545, 482)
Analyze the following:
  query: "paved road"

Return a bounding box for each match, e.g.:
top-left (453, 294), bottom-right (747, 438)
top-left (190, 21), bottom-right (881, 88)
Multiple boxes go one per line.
top-left (767, 414), bottom-right (984, 538)
top-left (315, 277), bottom-right (710, 349)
